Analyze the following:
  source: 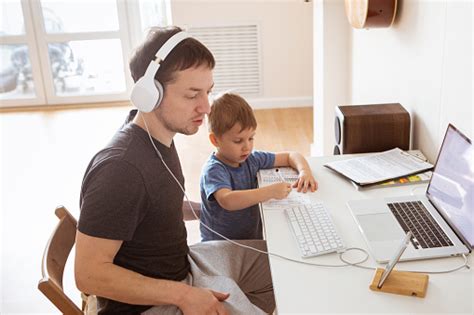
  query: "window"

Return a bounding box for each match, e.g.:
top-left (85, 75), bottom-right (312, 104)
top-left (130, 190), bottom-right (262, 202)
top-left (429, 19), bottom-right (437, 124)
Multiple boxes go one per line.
top-left (0, 0), bottom-right (170, 108)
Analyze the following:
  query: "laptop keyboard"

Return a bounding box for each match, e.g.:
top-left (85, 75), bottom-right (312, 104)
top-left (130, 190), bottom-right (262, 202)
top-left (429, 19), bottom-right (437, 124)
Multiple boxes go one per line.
top-left (388, 201), bottom-right (453, 249)
top-left (285, 203), bottom-right (345, 258)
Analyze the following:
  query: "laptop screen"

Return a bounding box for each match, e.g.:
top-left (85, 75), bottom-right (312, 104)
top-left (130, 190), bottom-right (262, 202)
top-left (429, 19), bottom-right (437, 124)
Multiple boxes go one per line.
top-left (427, 124), bottom-right (473, 248)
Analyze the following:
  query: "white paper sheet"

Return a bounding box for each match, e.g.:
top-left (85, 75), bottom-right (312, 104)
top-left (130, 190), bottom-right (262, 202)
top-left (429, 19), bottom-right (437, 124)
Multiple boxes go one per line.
top-left (257, 167), bottom-right (299, 186)
top-left (324, 148), bottom-right (434, 185)
top-left (262, 190), bottom-right (313, 210)
top-left (257, 167), bottom-right (316, 210)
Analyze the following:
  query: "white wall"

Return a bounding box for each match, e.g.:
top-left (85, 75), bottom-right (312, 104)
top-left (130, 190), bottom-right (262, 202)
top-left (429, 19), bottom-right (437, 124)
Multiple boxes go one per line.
top-left (171, 0), bottom-right (313, 109)
top-left (312, 0), bottom-right (351, 156)
top-left (313, 0), bottom-right (473, 162)
top-left (351, 0), bottom-right (473, 162)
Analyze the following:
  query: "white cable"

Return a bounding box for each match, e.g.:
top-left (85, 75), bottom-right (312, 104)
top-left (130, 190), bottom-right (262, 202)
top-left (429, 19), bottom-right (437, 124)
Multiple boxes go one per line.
top-left (407, 254), bottom-right (470, 275)
top-left (141, 115), bottom-right (471, 274)
top-left (338, 247), bottom-right (375, 270)
top-left (340, 251), bottom-right (470, 275)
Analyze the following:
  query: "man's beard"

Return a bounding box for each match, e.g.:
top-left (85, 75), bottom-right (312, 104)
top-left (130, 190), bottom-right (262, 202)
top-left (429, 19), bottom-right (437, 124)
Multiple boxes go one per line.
top-left (159, 113), bottom-right (199, 136)
top-left (155, 104), bottom-right (202, 136)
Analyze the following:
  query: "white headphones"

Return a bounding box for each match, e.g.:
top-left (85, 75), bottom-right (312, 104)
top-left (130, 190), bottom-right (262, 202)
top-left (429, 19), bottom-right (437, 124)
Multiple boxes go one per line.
top-left (130, 31), bottom-right (191, 113)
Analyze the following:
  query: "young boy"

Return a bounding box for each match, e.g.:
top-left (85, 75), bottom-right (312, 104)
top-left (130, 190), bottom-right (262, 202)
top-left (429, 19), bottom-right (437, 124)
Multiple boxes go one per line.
top-left (200, 93), bottom-right (318, 241)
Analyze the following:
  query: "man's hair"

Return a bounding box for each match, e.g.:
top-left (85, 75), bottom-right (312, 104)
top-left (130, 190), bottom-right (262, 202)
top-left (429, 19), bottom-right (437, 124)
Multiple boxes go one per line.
top-left (208, 93), bottom-right (257, 136)
top-left (129, 26), bottom-right (215, 86)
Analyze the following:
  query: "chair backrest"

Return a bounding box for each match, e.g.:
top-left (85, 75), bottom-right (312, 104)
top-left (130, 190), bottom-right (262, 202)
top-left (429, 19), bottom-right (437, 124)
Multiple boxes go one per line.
top-left (38, 206), bottom-right (83, 314)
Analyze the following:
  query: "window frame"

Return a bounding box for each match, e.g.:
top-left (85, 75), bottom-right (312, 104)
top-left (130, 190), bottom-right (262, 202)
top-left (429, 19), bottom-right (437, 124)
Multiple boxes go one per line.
top-left (0, 0), bottom-right (162, 108)
top-left (0, 0), bottom-right (47, 107)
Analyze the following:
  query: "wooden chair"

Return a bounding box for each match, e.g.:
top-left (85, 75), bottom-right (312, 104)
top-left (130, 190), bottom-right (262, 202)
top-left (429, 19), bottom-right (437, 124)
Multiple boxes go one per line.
top-left (38, 206), bottom-right (87, 314)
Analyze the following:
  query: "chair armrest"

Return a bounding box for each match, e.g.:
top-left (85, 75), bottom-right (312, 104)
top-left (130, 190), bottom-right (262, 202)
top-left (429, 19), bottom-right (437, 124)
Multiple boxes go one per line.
top-left (182, 201), bottom-right (201, 221)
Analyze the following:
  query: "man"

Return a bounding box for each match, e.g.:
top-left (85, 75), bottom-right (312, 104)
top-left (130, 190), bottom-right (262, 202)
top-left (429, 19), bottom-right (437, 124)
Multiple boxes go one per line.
top-left (74, 26), bottom-right (275, 315)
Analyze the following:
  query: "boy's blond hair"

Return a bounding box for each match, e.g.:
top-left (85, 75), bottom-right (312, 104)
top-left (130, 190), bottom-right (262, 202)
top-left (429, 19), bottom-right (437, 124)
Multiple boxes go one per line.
top-left (208, 93), bottom-right (257, 136)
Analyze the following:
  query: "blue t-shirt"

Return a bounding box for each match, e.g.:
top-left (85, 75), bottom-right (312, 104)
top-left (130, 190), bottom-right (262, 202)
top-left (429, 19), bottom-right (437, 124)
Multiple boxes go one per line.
top-left (200, 151), bottom-right (275, 241)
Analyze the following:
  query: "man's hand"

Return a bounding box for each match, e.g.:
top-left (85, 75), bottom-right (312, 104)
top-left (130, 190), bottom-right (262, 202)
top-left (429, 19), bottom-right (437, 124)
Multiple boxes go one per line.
top-left (178, 286), bottom-right (230, 315)
top-left (292, 170), bottom-right (318, 193)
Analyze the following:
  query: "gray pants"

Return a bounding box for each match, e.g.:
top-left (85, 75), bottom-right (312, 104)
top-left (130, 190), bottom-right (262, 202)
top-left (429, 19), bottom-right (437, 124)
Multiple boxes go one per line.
top-left (143, 240), bottom-right (275, 315)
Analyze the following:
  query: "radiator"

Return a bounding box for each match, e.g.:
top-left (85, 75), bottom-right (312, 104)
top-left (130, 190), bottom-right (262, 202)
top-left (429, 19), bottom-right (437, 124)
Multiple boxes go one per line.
top-left (188, 24), bottom-right (262, 96)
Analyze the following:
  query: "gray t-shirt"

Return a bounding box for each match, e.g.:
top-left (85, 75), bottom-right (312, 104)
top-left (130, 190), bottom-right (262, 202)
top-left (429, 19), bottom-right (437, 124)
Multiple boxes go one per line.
top-left (78, 110), bottom-right (189, 314)
top-left (200, 151), bottom-right (275, 241)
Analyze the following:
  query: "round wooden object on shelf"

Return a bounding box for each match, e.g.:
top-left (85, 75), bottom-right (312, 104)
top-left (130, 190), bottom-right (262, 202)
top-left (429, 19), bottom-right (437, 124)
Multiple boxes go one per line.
top-left (345, 0), bottom-right (398, 29)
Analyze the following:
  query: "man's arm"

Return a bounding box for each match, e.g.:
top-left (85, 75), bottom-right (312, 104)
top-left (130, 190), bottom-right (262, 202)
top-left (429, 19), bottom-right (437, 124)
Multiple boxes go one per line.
top-left (274, 151), bottom-right (318, 192)
top-left (74, 231), bottom-right (229, 314)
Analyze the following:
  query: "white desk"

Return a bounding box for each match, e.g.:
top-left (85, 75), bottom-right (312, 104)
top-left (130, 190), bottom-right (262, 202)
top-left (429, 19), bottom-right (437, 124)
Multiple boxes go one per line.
top-left (261, 154), bottom-right (473, 314)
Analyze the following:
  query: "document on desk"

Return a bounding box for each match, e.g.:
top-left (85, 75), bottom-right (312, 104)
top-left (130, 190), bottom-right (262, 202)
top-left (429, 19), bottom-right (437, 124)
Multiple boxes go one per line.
top-left (258, 167), bottom-right (299, 186)
top-left (324, 148), bottom-right (434, 186)
top-left (262, 190), bottom-right (313, 210)
top-left (258, 167), bottom-right (314, 210)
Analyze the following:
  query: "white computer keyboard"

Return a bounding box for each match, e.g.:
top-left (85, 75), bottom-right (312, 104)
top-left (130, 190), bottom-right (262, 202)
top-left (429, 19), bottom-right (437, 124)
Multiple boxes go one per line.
top-left (285, 203), bottom-right (345, 258)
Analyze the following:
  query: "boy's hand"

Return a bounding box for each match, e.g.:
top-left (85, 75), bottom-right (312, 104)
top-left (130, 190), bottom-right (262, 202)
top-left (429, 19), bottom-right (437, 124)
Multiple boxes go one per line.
top-left (293, 170), bottom-right (318, 193)
top-left (268, 182), bottom-right (292, 200)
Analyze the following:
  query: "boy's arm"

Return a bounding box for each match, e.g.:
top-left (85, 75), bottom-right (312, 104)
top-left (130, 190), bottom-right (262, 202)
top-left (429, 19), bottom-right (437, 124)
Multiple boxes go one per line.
top-left (213, 184), bottom-right (291, 211)
top-left (274, 152), bottom-right (318, 192)
top-left (74, 231), bottom-right (229, 314)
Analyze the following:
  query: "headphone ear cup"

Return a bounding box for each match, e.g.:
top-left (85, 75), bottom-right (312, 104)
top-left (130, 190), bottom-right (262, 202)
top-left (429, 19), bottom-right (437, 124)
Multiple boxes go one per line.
top-left (154, 80), bottom-right (164, 108)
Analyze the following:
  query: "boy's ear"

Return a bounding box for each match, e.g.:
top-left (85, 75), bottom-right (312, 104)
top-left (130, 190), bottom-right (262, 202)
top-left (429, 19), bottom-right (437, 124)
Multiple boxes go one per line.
top-left (209, 133), bottom-right (219, 147)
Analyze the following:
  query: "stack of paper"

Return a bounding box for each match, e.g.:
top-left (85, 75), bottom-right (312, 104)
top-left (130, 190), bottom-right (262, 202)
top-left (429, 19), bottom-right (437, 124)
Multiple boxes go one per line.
top-left (353, 170), bottom-right (433, 190)
top-left (324, 148), bottom-right (434, 187)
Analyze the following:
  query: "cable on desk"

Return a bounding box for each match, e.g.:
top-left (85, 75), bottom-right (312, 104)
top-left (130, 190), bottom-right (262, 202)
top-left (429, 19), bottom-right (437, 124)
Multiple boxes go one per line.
top-left (339, 250), bottom-right (470, 275)
top-left (268, 245), bottom-right (470, 275)
top-left (266, 247), bottom-right (370, 268)
top-left (338, 248), bottom-right (376, 270)
top-left (403, 254), bottom-right (470, 275)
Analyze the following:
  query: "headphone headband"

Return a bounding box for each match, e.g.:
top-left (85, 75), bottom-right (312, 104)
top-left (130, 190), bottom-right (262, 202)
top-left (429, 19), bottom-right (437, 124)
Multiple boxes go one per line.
top-left (130, 31), bottom-right (192, 113)
top-left (155, 31), bottom-right (191, 62)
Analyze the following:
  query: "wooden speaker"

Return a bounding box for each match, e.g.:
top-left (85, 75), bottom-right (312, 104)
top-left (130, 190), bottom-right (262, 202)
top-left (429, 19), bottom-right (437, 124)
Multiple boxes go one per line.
top-left (334, 103), bottom-right (410, 155)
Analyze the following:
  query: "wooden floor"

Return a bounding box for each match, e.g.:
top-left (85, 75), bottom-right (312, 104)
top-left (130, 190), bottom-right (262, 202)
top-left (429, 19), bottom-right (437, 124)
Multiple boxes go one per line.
top-left (0, 105), bottom-right (312, 314)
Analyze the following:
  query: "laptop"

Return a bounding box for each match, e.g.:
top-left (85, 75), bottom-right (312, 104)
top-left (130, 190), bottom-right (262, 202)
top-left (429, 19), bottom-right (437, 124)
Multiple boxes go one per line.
top-left (347, 124), bottom-right (473, 262)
